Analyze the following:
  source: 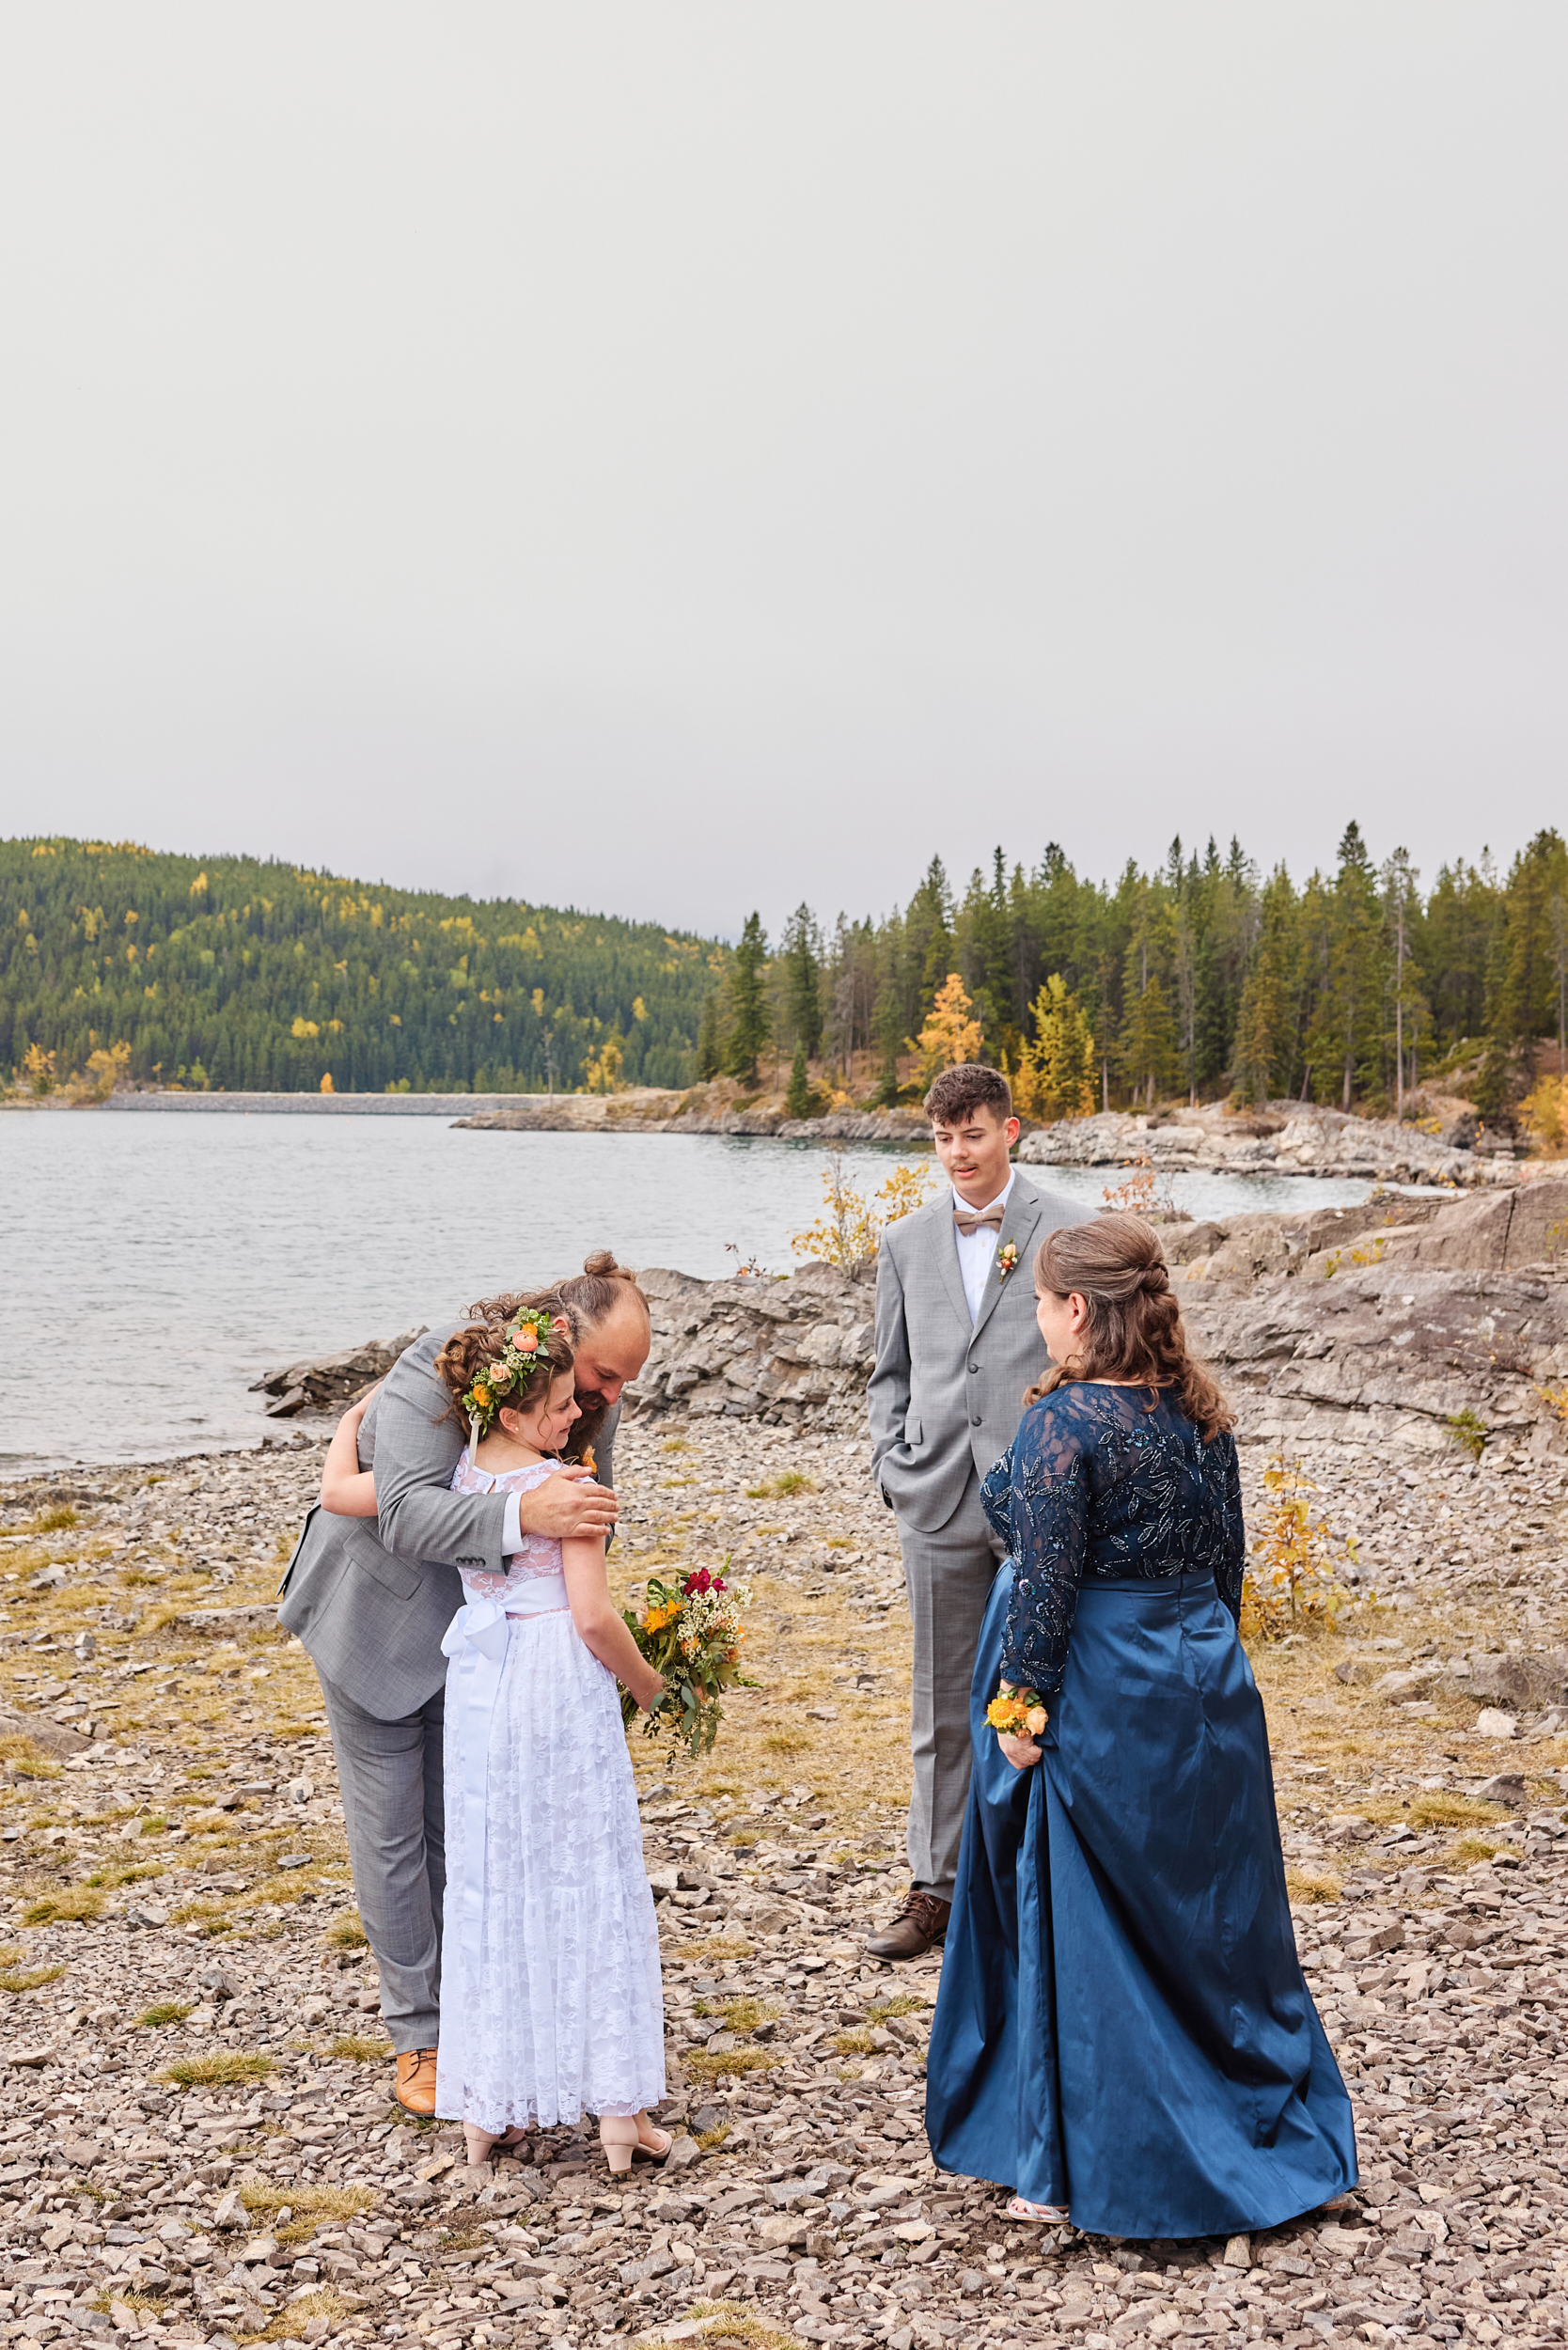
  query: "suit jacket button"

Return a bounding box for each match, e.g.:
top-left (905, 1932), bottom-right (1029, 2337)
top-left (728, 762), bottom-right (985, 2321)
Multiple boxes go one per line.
top-left (970, 1414), bottom-right (982, 1426)
top-left (968, 1362), bottom-right (980, 1373)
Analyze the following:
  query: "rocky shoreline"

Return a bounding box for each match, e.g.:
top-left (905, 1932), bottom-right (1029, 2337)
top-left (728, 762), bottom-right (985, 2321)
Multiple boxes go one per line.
top-left (69, 1088), bottom-right (1555, 1194)
top-left (1016, 1103), bottom-right (1529, 1191)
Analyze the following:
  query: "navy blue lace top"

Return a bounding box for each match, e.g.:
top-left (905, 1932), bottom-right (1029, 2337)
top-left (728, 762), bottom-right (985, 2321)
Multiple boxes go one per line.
top-left (980, 1382), bottom-right (1246, 1697)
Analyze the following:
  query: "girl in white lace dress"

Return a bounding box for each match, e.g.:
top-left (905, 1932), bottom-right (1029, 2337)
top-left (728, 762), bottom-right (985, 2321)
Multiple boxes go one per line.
top-left (321, 1303), bottom-right (668, 2172)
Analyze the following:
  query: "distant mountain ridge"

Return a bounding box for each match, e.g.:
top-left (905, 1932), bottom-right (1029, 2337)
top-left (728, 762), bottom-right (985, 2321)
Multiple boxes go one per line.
top-left (1, 838), bottom-right (720, 1095)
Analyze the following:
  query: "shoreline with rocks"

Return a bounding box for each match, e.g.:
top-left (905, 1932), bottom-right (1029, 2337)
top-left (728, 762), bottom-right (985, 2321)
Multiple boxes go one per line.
top-left (17, 1088), bottom-right (1554, 1195)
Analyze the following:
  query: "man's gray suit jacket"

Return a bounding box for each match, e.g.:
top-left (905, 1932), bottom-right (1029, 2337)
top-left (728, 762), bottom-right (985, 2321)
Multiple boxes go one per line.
top-left (868, 1176), bottom-right (1093, 1536)
top-left (277, 1323), bottom-right (619, 1722)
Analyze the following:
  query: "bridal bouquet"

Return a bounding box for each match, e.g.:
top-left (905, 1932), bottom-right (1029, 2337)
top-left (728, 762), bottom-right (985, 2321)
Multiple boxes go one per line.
top-left (621, 1560), bottom-right (755, 1758)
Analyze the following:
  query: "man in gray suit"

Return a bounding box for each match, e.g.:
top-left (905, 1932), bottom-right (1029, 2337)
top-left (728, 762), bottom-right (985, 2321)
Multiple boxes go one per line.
top-left (279, 1257), bottom-right (651, 2112)
top-left (866, 1064), bottom-right (1090, 1959)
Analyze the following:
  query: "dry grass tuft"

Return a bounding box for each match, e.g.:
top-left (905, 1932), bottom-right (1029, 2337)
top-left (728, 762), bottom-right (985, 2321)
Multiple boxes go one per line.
top-left (328, 2033), bottom-right (391, 2063)
top-left (692, 1998), bottom-right (776, 2035)
top-left (832, 2027), bottom-right (873, 2054)
top-left (1406, 1792), bottom-right (1508, 1830)
top-left (1448, 1836), bottom-right (1502, 1865)
top-left (166, 1900), bottom-right (236, 1935)
top-left (0, 1965), bottom-right (66, 1993)
top-left (684, 2299), bottom-right (808, 2348)
top-left (159, 2051), bottom-right (273, 2087)
top-left (685, 1935), bottom-right (755, 1965)
top-left (21, 1887), bottom-right (102, 1925)
top-left (1285, 1867), bottom-right (1343, 1905)
top-left (18, 1504), bottom-right (79, 1534)
top-left (240, 2285), bottom-right (354, 2339)
top-left (325, 1915), bottom-right (368, 1949)
top-left (745, 1472), bottom-right (815, 1499)
top-left (682, 2045), bottom-right (782, 2084)
top-left (136, 2001), bottom-right (194, 2028)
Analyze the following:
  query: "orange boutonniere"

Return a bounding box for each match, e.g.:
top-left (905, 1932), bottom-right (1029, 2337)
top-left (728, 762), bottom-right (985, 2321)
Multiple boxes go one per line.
top-left (996, 1239), bottom-right (1020, 1279)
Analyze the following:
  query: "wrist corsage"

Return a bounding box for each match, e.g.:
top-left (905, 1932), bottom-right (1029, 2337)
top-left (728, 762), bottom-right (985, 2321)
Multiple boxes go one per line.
top-left (986, 1683), bottom-right (1048, 1737)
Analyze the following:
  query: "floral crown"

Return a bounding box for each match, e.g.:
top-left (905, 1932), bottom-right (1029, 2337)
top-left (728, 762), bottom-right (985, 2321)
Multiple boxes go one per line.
top-left (460, 1308), bottom-right (568, 1446)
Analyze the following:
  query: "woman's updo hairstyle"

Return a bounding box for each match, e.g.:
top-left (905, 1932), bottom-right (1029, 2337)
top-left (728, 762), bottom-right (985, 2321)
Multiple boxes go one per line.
top-left (1026, 1210), bottom-right (1234, 1444)
top-left (434, 1311), bottom-right (575, 1435)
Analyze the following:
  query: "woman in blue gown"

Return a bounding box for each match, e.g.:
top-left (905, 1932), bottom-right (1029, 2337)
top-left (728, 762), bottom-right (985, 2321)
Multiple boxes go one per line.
top-left (924, 1213), bottom-right (1356, 2239)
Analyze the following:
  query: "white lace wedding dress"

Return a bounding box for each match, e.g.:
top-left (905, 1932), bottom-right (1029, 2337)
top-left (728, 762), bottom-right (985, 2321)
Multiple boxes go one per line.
top-left (433, 1452), bottom-right (665, 2132)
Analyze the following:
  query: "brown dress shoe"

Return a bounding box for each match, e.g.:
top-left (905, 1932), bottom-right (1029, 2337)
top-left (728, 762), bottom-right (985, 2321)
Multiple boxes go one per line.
top-left (395, 2046), bottom-right (439, 2116)
top-left (866, 1888), bottom-right (950, 1960)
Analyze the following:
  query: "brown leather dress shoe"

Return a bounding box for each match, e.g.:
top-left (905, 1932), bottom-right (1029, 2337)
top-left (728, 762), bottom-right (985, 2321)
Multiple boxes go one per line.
top-left (866, 1888), bottom-right (950, 1960)
top-left (395, 2046), bottom-right (439, 2116)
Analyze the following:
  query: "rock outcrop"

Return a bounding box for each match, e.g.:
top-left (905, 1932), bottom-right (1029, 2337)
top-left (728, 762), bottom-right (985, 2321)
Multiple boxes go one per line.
top-left (619, 1180), bottom-right (1568, 1455)
top-left (253, 1178), bottom-right (1568, 1455)
top-left (629, 1264), bottom-right (876, 1427)
top-left (248, 1327), bottom-right (427, 1419)
top-left (1016, 1101), bottom-right (1527, 1188)
top-left (1168, 1176), bottom-right (1568, 1451)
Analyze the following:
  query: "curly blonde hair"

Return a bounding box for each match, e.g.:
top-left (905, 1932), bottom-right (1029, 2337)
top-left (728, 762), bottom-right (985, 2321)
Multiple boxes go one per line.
top-left (1025, 1211), bottom-right (1234, 1444)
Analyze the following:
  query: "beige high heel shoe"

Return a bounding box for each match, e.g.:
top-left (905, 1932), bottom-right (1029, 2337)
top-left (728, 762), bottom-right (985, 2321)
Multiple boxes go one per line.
top-left (599, 2111), bottom-right (674, 2173)
top-left (463, 2123), bottom-right (529, 2168)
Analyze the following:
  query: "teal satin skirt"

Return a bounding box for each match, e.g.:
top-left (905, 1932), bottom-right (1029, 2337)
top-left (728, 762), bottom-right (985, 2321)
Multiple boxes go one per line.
top-left (924, 1566), bottom-right (1357, 2238)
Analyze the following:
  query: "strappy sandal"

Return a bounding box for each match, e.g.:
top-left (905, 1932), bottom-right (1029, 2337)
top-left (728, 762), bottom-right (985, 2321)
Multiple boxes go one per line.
top-left (600, 2111), bottom-right (673, 2172)
top-left (1007, 2194), bottom-right (1071, 2224)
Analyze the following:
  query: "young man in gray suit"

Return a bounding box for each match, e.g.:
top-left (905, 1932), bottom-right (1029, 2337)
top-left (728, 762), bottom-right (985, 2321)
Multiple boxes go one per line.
top-left (866, 1065), bottom-right (1090, 1959)
top-left (279, 1257), bottom-right (651, 2113)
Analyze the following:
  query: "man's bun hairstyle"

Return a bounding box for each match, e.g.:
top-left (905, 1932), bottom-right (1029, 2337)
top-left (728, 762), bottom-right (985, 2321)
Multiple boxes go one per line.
top-left (923, 1061), bottom-right (1013, 1126)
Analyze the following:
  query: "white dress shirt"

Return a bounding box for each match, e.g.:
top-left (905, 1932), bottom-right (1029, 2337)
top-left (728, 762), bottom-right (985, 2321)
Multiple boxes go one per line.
top-left (951, 1170), bottom-right (1015, 1323)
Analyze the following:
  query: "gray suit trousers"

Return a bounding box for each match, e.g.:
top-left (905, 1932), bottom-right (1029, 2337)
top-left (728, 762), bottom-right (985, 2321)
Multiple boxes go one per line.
top-left (896, 1467), bottom-right (1004, 1901)
top-left (319, 1670), bottom-right (446, 2054)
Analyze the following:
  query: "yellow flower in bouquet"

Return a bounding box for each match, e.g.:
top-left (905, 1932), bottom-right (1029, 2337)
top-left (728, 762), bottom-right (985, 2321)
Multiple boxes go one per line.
top-left (620, 1557), bottom-right (756, 1758)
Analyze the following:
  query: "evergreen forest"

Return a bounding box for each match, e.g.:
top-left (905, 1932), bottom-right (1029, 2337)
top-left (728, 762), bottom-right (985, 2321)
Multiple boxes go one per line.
top-left (3, 827), bottom-right (1566, 1120)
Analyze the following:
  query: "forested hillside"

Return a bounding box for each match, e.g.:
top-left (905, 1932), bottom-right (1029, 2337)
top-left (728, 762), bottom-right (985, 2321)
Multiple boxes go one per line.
top-left (0, 840), bottom-right (718, 1094)
top-left (4, 825), bottom-right (1566, 1115)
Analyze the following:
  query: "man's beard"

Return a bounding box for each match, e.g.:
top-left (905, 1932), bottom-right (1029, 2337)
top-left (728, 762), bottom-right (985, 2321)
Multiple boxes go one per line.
top-left (567, 1386), bottom-right (611, 1465)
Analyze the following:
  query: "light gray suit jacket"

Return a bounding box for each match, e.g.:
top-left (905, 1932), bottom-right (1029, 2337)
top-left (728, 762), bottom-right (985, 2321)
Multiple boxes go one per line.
top-left (868, 1176), bottom-right (1093, 1536)
top-left (277, 1321), bottom-right (619, 1719)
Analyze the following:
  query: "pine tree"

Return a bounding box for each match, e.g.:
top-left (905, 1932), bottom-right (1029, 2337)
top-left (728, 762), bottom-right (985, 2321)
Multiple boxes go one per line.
top-left (726, 913), bottom-right (770, 1085)
top-left (786, 1039), bottom-right (813, 1119)
top-left (780, 904), bottom-right (823, 1057)
top-left (697, 989), bottom-right (723, 1081)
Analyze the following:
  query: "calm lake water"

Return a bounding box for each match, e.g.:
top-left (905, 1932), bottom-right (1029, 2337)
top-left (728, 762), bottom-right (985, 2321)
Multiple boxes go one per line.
top-left (0, 1111), bottom-right (1381, 1473)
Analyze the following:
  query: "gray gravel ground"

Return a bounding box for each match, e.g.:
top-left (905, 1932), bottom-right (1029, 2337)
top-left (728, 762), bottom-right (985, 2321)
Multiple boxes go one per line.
top-left (0, 1410), bottom-right (1565, 2350)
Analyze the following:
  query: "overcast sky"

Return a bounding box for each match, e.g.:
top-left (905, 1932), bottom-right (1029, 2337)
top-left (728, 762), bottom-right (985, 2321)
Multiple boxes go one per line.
top-left (0, 5), bottom-right (1562, 938)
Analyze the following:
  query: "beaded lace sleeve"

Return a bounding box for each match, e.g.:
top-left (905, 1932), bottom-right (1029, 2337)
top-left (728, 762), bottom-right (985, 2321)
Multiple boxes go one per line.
top-left (998, 1403), bottom-right (1089, 1697)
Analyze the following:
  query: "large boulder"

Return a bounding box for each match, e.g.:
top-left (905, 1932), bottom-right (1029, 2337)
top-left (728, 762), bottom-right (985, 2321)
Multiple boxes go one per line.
top-left (249, 1325), bottom-right (427, 1418)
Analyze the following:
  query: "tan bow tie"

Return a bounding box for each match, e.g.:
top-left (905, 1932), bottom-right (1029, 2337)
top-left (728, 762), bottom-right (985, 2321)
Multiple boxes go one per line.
top-left (953, 1203), bottom-right (1006, 1236)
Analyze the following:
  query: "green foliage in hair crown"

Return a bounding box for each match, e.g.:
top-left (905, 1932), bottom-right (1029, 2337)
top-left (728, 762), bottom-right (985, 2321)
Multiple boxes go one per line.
top-left (461, 1309), bottom-right (561, 1440)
